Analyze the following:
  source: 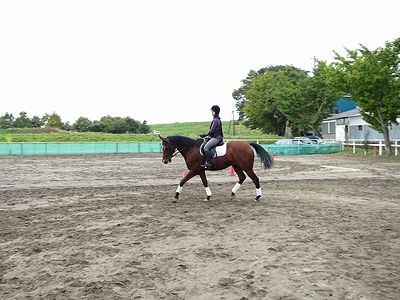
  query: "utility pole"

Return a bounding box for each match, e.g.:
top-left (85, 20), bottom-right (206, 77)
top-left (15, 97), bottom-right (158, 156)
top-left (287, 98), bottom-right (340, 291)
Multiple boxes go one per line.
top-left (231, 99), bottom-right (235, 136)
top-left (227, 100), bottom-right (236, 136)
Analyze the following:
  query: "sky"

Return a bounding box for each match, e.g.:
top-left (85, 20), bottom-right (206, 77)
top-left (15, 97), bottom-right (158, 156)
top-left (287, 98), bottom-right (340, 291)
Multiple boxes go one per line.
top-left (0, 0), bottom-right (399, 125)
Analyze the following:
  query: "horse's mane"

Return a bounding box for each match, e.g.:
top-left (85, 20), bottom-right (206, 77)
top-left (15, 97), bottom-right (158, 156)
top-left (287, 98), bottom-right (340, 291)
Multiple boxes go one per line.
top-left (167, 135), bottom-right (201, 147)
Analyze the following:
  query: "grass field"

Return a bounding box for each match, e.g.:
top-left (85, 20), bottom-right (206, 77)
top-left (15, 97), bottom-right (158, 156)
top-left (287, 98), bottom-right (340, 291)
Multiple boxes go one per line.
top-left (0, 122), bottom-right (279, 143)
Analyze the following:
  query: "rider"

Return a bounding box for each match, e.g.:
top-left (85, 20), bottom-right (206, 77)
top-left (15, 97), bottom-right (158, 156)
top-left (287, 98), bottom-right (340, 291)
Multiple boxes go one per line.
top-left (200, 105), bottom-right (223, 169)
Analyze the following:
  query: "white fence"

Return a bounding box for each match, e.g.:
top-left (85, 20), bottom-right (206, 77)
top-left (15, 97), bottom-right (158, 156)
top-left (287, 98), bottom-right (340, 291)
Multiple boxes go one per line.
top-left (342, 139), bottom-right (400, 156)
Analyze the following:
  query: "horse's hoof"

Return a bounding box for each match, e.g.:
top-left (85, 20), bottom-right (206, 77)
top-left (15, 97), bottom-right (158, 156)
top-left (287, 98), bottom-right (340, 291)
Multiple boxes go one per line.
top-left (173, 193), bottom-right (179, 202)
top-left (203, 196), bottom-right (211, 202)
top-left (231, 192), bottom-right (235, 199)
top-left (255, 195), bottom-right (261, 202)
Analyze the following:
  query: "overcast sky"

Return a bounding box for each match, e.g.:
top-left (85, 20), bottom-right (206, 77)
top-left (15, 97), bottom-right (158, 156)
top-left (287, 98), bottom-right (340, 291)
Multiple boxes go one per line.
top-left (1, 0), bottom-right (399, 124)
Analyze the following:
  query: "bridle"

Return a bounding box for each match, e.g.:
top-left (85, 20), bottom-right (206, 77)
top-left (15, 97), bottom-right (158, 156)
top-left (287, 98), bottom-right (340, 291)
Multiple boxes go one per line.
top-left (162, 140), bottom-right (187, 162)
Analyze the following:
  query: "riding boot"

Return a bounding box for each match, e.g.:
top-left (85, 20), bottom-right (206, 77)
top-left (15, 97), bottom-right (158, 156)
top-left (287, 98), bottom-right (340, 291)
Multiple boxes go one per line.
top-left (201, 151), bottom-right (212, 169)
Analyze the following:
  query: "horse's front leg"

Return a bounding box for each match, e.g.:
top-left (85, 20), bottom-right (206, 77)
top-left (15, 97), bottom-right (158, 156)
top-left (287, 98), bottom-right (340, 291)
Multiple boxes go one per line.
top-left (199, 170), bottom-right (212, 201)
top-left (173, 169), bottom-right (198, 202)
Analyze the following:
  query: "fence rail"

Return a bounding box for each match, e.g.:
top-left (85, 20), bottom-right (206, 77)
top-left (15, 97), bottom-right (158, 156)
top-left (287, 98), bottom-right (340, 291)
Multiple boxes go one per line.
top-left (343, 139), bottom-right (400, 156)
top-left (0, 142), bottom-right (163, 156)
top-left (260, 142), bottom-right (342, 156)
top-left (0, 141), bottom-right (343, 156)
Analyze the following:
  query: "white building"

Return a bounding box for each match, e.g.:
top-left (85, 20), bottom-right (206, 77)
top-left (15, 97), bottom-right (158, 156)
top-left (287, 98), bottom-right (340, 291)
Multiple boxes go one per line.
top-left (322, 108), bottom-right (400, 141)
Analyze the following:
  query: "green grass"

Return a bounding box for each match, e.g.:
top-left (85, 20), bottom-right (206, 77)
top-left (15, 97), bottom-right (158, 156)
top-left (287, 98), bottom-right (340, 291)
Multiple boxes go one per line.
top-left (0, 122), bottom-right (280, 143)
top-left (151, 122), bottom-right (280, 142)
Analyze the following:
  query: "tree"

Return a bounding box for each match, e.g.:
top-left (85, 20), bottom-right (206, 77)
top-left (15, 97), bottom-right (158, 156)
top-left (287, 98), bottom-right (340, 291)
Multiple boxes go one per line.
top-left (31, 116), bottom-right (44, 128)
top-left (0, 113), bottom-right (15, 129)
top-left (276, 61), bottom-right (340, 135)
top-left (100, 116), bottom-right (129, 134)
top-left (139, 120), bottom-right (150, 134)
top-left (89, 120), bottom-right (105, 132)
top-left (234, 65), bottom-right (308, 136)
top-left (63, 122), bottom-right (72, 131)
top-left (233, 69), bottom-right (260, 121)
top-left (14, 111), bottom-right (32, 128)
top-left (332, 38), bottom-right (400, 153)
top-left (125, 117), bottom-right (139, 133)
top-left (72, 117), bottom-right (93, 132)
top-left (45, 112), bottom-right (63, 129)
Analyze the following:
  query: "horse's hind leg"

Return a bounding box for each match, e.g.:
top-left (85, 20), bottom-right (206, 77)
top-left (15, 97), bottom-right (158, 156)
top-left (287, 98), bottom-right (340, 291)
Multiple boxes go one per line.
top-left (231, 165), bottom-right (246, 198)
top-left (245, 168), bottom-right (262, 202)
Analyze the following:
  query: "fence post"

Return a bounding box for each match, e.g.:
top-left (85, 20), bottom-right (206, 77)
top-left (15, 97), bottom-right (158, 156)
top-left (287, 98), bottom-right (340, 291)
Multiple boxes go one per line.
top-left (395, 140), bottom-right (398, 157)
top-left (352, 140), bottom-right (356, 154)
top-left (379, 140), bottom-right (383, 156)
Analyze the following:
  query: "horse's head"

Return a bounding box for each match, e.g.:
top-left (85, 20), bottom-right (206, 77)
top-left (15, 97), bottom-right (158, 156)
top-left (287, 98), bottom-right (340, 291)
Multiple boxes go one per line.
top-left (159, 135), bottom-right (176, 164)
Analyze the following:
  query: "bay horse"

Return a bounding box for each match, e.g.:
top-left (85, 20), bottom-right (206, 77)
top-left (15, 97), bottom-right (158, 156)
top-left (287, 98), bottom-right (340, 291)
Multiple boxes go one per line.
top-left (159, 135), bottom-right (273, 202)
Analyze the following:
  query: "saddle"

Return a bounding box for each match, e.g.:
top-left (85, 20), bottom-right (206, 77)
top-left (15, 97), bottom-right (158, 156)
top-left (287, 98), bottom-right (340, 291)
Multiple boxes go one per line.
top-left (199, 140), bottom-right (227, 157)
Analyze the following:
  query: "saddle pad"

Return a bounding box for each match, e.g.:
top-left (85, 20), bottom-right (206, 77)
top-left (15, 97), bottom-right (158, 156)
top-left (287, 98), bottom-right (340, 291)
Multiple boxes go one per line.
top-left (215, 143), bottom-right (227, 157)
top-left (200, 143), bottom-right (227, 157)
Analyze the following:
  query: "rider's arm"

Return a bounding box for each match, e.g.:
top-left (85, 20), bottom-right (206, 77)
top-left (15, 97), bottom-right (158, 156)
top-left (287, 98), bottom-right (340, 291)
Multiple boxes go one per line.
top-left (206, 119), bottom-right (219, 136)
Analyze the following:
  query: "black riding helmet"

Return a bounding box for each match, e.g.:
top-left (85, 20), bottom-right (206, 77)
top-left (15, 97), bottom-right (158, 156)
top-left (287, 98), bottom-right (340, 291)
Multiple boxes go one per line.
top-left (211, 105), bottom-right (220, 116)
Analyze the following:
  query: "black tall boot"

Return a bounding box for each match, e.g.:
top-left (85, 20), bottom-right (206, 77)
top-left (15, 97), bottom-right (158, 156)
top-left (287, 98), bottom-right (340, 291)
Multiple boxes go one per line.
top-left (201, 151), bottom-right (212, 169)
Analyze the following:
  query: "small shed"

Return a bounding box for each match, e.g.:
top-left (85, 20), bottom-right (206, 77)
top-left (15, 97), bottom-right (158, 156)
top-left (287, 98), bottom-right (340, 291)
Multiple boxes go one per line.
top-left (322, 108), bottom-right (400, 141)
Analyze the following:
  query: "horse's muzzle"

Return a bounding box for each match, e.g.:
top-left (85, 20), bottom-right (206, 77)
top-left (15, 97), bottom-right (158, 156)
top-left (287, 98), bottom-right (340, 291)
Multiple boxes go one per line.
top-left (162, 158), bottom-right (172, 164)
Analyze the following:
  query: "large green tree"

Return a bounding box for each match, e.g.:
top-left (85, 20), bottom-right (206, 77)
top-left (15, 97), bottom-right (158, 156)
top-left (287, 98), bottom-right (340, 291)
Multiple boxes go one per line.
top-left (14, 111), bottom-right (32, 128)
top-left (332, 38), bottom-right (400, 153)
top-left (241, 70), bottom-right (291, 135)
top-left (277, 61), bottom-right (340, 135)
top-left (234, 65), bottom-right (337, 136)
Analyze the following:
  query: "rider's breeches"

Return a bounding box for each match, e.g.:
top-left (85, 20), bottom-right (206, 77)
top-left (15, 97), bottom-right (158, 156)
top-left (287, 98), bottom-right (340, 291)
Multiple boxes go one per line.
top-left (204, 138), bottom-right (221, 158)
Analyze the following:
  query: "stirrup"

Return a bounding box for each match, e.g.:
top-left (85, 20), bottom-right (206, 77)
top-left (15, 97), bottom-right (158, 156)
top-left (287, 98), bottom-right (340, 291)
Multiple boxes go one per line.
top-left (201, 161), bottom-right (212, 169)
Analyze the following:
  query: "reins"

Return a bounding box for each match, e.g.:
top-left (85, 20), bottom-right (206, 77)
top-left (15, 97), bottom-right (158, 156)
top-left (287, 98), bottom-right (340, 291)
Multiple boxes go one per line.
top-left (171, 149), bottom-right (180, 158)
top-left (171, 145), bottom-right (188, 157)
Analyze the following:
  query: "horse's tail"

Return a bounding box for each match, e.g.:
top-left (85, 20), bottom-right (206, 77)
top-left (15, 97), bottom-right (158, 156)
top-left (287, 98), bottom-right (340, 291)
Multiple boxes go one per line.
top-left (250, 143), bottom-right (274, 170)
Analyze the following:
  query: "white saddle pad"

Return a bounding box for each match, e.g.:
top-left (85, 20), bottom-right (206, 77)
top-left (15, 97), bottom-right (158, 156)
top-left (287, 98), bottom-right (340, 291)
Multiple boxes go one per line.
top-left (215, 143), bottom-right (227, 157)
top-left (200, 143), bottom-right (227, 157)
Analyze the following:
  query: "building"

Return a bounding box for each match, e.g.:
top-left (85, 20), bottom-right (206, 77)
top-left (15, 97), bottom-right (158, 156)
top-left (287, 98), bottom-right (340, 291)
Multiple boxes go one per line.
top-left (322, 108), bottom-right (400, 141)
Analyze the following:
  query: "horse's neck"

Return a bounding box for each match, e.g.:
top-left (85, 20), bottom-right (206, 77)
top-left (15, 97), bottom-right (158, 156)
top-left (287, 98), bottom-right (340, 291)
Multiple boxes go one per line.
top-left (177, 142), bottom-right (196, 158)
top-left (176, 142), bottom-right (189, 154)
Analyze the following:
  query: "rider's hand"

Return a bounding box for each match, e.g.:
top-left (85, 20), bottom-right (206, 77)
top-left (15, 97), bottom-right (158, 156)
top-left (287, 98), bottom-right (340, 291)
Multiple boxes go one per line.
top-left (199, 133), bottom-right (206, 138)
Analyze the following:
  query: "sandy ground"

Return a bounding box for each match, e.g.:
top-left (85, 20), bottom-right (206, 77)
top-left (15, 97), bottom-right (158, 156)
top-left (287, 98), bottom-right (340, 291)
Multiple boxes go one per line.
top-left (0, 153), bottom-right (399, 300)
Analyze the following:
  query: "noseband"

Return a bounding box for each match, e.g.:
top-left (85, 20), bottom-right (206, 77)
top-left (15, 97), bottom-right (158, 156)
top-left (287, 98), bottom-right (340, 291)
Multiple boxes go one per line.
top-left (163, 141), bottom-right (185, 161)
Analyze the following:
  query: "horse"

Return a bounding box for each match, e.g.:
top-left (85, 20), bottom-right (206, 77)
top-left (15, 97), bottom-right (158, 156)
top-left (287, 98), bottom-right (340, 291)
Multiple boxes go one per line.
top-left (159, 135), bottom-right (273, 202)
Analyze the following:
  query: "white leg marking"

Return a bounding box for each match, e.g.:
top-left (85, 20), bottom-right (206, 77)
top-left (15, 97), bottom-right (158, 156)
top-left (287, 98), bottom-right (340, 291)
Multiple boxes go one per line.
top-left (232, 183), bottom-right (242, 194)
top-left (205, 187), bottom-right (212, 196)
top-left (256, 188), bottom-right (262, 197)
top-left (176, 185), bottom-right (183, 194)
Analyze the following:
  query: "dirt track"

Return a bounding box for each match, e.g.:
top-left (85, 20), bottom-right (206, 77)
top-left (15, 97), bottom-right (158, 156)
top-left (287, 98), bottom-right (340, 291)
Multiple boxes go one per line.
top-left (1, 153), bottom-right (399, 299)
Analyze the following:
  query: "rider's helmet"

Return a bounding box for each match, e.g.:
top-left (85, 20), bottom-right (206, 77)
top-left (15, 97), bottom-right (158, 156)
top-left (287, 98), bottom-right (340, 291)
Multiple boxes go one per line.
top-left (211, 105), bottom-right (220, 116)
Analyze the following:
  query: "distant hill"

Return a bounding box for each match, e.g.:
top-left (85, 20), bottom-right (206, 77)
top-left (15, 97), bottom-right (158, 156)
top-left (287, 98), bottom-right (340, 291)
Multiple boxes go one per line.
top-left (150, 121), bottom-right (279, 142)
top-left (0, 122), bottom-right (279, 143)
